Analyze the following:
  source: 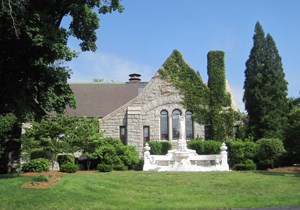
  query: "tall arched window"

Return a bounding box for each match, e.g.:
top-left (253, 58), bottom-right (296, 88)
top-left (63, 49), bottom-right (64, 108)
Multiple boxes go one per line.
top-left (172, 109), bottom-right (181, 140)
top-left (185, 111), bottom-right (193, 139)
top-left (160, 110), bottom-right (169, 140)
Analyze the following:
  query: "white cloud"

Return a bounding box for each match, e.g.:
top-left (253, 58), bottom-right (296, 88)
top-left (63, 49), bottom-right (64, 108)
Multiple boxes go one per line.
top-left (67, 52), bottom-right (154, 82)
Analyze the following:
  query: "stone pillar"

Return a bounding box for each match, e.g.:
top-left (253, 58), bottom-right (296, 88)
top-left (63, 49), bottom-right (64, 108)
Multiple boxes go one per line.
top-left (127, 106), bottom-right (143, 155)
top-left (168, 115), bottom-right (173, 141)
top-left (220, 142), bottom-right (229, 170)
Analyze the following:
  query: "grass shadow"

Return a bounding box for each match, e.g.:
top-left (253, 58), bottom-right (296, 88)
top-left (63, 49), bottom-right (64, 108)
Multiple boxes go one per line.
top-left (0, 173), bottom-right (21, 179)
top-left (252, 170), bottom-right (300, 178)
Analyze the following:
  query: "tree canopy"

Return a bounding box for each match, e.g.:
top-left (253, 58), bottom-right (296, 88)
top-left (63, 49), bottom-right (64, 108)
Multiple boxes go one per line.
top-left (0, 0), bottom-right (123, 121)
top-left (243, 22), bottom-right (288, 140)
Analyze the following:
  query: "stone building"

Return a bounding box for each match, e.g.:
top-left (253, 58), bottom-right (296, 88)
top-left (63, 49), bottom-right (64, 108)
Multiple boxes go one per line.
top-left (66, 51), bottom-right (237, 155)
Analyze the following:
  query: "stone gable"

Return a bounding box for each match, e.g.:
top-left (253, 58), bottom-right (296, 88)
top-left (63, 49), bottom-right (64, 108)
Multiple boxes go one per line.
top-left (100, 72), bottom-right (205, 155)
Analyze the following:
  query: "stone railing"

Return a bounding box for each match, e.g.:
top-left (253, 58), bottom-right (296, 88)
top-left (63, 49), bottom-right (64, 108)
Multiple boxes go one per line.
top-left (143, 142), bottom-right (229, 172)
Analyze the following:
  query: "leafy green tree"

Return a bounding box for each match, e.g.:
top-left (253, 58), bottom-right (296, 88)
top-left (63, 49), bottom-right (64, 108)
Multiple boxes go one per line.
top-left (22, 115), bottom-right (107, 170)
top-left (284, 97), bottom-right (300, 164)
top-left (67, 117), bottom-right (103, 170)
top-left (0, 113), bottom-right (21, 173)
top-left (243, 22), bottom-right (288, 140)
top-left (0, 113), bottom-right (17, 156)
top-left (0, 0), bottom-right (123, 121)
top-left (21, 115), bottom-right (77, 169)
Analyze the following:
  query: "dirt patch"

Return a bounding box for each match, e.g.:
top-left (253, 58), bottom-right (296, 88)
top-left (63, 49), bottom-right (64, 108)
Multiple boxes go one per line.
top-left (21, 175), bottom-right (61, 189)
top-left (269, 166), bottom-right (300, 172)
top-left (20, 170), bottom-right (97, 189)
top-left (21, 171), bottom-right (66, 177)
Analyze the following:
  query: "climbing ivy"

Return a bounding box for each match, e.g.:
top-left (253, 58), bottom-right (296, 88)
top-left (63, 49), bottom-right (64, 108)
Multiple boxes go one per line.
top-left (160, 49), bottom-right (236, 141)
top-left (207, 51), bottom-right (235, 141)
top-left (159, 50), bottom-right (209, 123)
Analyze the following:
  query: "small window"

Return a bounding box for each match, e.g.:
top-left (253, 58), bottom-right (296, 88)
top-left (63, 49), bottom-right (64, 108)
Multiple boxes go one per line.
top-left (160, 110), bottom-right (169, 140)
top-left (120, 126), bottom-right (127, 145)
top-left (204, 125), bottom-right (211, 140)
top-left (143, 126), bottom-right (150, 143)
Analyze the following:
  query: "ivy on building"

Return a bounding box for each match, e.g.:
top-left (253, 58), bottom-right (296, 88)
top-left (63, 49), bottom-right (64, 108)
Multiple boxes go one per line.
top-left (159, 50), bottom-right (209, 124)
top-left (207, 51), bottom-right (235, 140)
top-left (159, 49), bottom-right (236, 141)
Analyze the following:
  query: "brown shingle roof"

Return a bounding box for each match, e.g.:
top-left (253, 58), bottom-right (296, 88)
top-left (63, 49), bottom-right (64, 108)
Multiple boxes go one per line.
top-left (65, 83), bottom-right (146, 118)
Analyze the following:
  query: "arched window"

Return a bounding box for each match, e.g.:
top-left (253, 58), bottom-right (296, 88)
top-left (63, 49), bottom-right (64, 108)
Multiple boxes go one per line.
top-left (172, 109), bottom-right (181, 140)
top-left (160, 110), bottom-right (169, 140)
top-left (185, 111), bottom-right (193, 139)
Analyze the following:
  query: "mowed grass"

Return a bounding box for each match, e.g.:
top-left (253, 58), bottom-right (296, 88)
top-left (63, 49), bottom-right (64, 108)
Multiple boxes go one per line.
top-left (0, 171), bottom-right (299, 210)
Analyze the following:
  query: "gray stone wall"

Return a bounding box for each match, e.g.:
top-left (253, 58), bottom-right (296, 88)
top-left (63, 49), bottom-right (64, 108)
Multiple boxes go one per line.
top-left (100, 73), bottom-right (205, 155)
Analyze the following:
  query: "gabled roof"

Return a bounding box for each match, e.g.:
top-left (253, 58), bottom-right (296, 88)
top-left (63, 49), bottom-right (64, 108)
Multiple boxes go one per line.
top-left (65, 82), bottom-right (147, 118)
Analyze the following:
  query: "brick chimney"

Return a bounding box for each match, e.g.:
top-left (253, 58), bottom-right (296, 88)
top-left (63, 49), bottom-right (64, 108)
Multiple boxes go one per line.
top-left (129, 73), bottom-right (141, 83)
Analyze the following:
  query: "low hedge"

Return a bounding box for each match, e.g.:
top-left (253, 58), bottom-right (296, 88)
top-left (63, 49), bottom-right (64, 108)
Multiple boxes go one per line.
top-left (148, 141), bottom-right (172, 155)
top-left (188, 140), bottom-right (221, 154)
top-left (226, 140), bottom-right (258, 168)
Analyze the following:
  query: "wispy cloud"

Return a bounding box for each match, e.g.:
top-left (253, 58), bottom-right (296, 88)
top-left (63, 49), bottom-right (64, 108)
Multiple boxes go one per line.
top-left (67, 52), bottom-right (153, 82)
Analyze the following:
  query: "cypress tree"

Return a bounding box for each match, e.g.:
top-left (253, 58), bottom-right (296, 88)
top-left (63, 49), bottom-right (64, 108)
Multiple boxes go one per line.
top-left (243, 22), bottom-right (288, 140)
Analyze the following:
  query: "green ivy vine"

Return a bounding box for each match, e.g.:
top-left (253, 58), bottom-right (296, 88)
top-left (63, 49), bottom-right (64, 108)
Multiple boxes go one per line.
top-left (159, 49), bottom-right (236, 141)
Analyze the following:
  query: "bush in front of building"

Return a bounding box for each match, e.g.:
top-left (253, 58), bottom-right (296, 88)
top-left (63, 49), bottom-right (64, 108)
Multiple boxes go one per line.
top-left (97, 163), bottom-right (113, 172)
top-left (22, 158), bottom-right (49, 172)
top-left (60, 163), bottom-right (78, 173)
top-left (187, 139), bottom-right (221, 155)
top-left (226, 140), bottom-right (258, 168)
top-left (113, 164), bottom-right (128, 171)
top-left (148, 141), bottom-right (172, 155)
top-left (57, 154), bottom-right (75, 167)
top-left (96, 137), bottom-right (139, 170)
top-left (256, 138), bottom-right (286, 169)
top-left (234, 159), bottom-right (256, 171)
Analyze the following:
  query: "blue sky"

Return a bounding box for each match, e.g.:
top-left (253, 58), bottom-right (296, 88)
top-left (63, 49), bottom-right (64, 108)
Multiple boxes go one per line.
top-left (66, 0), bottom-right (300, 111)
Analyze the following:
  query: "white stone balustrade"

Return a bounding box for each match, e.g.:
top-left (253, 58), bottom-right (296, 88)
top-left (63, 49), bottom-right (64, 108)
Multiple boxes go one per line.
top-left (143, 115), bottom-right (229, 172)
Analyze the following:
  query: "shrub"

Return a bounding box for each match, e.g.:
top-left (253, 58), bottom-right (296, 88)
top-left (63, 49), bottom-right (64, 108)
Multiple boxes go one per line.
top-left (256, 138), bottom-right (286, 170)
top-left (60, 163), bottom-right (78, 173)
top-left (226, 140), bottom-right (258, 168)
top-left (97, 163), bottom-right (113, 172)
top-left (113, 164), bottom-right (128, 171)
top-left (22, 158), bottom-right (49, 172)
top-left (32, 174), bottom-right (49, 182)
top-left (118, 146), bottom-right (139, 170)
top-left (57, 155), bottom-right (75, 167)
top-left (234, 159), bottom-right (256, 171)
top-left (132, 159), bottom-right (144, 171)
top-left (95, 137), bottom-right (139, 170)
top-left (188, 140), bottom-right (221, 154)
top-left (148, 141), bottom-right (172, 155)
top-left (161, 142), bottom-right (172, 154)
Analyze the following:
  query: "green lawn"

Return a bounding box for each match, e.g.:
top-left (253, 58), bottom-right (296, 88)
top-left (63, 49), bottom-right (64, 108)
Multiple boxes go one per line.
top-left (0, 171), bottom-right (299, 210)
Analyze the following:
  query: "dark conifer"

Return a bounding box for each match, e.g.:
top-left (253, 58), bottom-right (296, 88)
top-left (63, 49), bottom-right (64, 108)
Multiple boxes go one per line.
top-left (243, 22), bottom-right (288, 140)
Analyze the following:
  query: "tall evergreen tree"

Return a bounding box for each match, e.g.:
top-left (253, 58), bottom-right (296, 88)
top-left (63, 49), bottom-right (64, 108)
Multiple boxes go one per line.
top-left (243, 22), bottom-right (288, 140)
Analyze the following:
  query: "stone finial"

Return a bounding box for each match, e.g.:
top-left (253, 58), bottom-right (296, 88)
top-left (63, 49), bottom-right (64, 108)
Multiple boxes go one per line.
top-left (144, 143), bottom-right (151, 152)
top-left (220, 142), bottom-right (227, 152)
